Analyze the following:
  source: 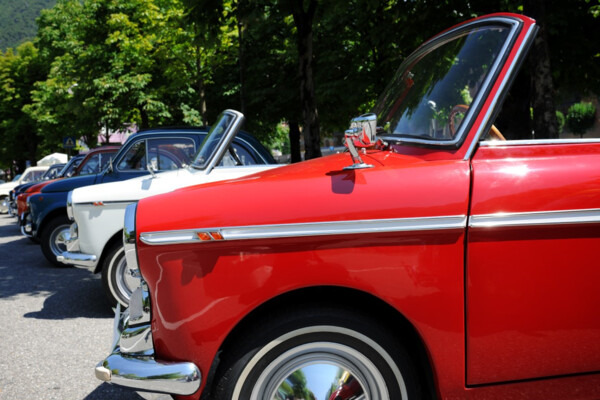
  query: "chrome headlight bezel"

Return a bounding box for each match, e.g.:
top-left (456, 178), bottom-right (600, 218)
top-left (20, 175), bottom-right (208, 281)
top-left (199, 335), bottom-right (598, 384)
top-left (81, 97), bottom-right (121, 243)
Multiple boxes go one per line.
top-left (123, 202), bottom-right (139, 272)
top-left (66, 191), bottom-right (74, 221)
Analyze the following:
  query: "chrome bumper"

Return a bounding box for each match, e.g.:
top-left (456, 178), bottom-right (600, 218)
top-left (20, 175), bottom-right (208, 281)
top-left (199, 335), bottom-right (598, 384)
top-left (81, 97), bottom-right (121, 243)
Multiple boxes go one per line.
top-left (96, 283), bottom-right (201, 396)
top-left (8, 201), bottom-right (17, 217)
top-left (56, 251), bottom-right (97, 270)
top-left (56, 223), bottom-right (99, 270)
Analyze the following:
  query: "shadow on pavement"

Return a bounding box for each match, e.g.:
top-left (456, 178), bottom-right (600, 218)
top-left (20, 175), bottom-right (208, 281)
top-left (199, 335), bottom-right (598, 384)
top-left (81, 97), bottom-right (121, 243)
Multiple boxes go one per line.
top-left (0, 215), bottom-right (114, 319)
top-left (84, 383), bottom-right (150, 400)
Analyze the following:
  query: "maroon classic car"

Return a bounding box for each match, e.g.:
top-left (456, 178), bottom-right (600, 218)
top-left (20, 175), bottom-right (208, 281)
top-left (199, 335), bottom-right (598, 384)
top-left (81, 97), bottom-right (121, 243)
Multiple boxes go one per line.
top-left (96, 13), bottom-right (600, 400)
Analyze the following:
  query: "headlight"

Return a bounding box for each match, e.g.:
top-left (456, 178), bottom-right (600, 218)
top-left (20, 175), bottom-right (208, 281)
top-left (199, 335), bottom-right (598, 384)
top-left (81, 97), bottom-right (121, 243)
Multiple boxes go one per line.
top-left (123, 203), bottom-right (138, 272)
top-left (66, 191), bottom-right (74, 221)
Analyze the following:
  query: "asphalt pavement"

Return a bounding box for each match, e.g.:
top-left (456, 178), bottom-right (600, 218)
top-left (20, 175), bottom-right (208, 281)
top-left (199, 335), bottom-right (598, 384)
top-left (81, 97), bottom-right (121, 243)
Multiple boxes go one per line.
top-left (0, 214), bottom-right (168, 400)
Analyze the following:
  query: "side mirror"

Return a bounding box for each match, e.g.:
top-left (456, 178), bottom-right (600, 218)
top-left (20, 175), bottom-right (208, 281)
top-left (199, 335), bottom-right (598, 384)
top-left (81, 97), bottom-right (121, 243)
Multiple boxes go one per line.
top-left (343, 113), bottom-right (377, 170)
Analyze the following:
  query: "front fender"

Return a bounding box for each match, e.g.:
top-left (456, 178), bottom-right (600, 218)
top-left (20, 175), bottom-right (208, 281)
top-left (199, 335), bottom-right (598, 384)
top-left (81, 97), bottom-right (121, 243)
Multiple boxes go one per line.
top-left (29, 191), bottom-right (69, 238)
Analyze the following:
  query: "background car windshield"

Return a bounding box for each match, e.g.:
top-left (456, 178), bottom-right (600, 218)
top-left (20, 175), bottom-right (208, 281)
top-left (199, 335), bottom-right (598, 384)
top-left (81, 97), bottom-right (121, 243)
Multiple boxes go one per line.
top-left (373, 25), bottom-right (510, 142)
top-left (192, 112), bottom-right (235, 169)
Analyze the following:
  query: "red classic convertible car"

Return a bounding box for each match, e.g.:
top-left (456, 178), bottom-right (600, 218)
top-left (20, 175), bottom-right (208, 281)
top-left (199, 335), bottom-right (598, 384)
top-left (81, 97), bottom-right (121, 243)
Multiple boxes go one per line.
top-left (96, 13), bottom-right (600, 400)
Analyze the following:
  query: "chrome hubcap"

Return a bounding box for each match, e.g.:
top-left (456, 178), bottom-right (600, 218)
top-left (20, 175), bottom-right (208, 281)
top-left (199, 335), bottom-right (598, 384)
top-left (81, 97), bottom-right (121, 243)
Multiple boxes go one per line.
top-left (250, 342), bottom-right (387, 400)
top-left (113, 247), bottom-right (140, 305)
top-left (50, 225), bottom-right (70, 256)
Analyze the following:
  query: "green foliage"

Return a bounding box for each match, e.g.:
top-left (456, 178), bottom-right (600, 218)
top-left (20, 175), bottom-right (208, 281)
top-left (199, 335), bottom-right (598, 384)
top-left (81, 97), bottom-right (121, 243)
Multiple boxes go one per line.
top-left (566, 101), bottom-right (596, 136)
top-left (0, 0), bottom-right (56, 51)
top-left (555, 110), bottom-right (565, 133)
top-left (588, 0), bottom-right (600, 17)
top-left (0, 41), bottom-right (48, 170)
top-left (270, 122), bottom-right (291, 154)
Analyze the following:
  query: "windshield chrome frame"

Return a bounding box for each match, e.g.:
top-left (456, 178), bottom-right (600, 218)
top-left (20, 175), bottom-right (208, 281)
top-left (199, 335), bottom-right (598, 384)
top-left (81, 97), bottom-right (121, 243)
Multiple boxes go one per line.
top-left (191, 109), bottom-right (245, 174)
top-left (378, 16), bottom-right (523, 148)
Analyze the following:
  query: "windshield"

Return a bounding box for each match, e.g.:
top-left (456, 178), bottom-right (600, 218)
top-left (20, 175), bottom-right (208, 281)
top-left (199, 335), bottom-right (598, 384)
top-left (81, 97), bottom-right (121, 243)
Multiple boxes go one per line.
top-left (60, 156), bottom-right (84, 177)
top-left (191, 111), bottom-right (239, 169)
top-left (373, 24), bottom-right (511, 145)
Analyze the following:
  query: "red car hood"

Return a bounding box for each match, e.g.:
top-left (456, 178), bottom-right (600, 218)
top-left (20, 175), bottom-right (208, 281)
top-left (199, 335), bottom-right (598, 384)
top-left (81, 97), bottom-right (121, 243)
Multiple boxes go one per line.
top-left (136, 149), bottom-right (471, 235)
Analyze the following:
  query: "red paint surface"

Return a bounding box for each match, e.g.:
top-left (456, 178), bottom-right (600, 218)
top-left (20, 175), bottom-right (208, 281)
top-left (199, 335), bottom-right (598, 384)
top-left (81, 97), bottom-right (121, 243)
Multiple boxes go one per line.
top-left (131, 13), bottom-right (600, 400)
top-left (467, 143), bottom-right (600, 385)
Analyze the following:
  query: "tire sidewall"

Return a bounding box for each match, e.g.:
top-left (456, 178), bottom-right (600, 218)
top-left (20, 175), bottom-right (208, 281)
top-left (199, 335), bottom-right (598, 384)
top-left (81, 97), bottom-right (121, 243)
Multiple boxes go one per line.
top-left (101, 243), bottom-right (127, 307)
top-left (210, 308), bottom-right (418, 400)
top-left (40, 215), bottom-right (71, 267)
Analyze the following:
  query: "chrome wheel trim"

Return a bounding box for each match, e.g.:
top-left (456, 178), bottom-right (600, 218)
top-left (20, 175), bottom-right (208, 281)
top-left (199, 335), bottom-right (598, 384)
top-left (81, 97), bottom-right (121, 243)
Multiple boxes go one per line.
top-left (49, 224), bottom-right (71, 256)
top-left (232, 326), bottom-right (408, 400)
top-left (111, 247), bottom-right (139, 306)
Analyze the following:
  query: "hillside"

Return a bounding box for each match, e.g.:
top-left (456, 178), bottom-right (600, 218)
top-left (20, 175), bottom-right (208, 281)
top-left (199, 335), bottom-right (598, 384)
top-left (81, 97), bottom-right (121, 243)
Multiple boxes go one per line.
top-left (0, 0), bottom-right (56, 51)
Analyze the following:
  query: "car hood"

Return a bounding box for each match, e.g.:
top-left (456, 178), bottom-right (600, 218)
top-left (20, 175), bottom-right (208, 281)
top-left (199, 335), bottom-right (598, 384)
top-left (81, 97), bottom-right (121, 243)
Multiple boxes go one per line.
top-left (136, 150), bottom-right (472, 235)
top-left (71, 165), bottom-right (280, 204)
top-left (27, 179), bottom-right (61, 193)
top-left (0, 181), bottom-right (19, 192)
top-left (41, 173), bottom-right (99, 193)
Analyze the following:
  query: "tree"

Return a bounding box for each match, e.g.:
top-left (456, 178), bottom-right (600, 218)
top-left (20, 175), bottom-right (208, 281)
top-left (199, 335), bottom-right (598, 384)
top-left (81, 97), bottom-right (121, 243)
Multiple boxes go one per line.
top-left (0, 42), bottom-right (47, 173)
top-left (26, 0), bottom-right (211, 151)
top-left (289, 0), bottom-right (321, 160)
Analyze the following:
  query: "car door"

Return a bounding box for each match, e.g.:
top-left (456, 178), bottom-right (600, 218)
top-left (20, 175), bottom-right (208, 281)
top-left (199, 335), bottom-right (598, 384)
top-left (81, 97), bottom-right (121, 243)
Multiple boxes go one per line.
top-left (467, 138), bottom-right (600, 386)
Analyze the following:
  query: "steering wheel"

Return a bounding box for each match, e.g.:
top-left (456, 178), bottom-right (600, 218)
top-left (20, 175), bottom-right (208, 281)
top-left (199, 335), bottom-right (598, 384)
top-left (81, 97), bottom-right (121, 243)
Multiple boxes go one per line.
top-left (449, 104), bottom-right (505, 141)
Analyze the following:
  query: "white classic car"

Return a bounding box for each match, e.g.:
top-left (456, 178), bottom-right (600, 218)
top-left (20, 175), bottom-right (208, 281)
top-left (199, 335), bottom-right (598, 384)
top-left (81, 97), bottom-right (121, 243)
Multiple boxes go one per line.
top-left (0, 166), bottom-right (49, 213)
top-left (59, 115), bottom-right (281, 306)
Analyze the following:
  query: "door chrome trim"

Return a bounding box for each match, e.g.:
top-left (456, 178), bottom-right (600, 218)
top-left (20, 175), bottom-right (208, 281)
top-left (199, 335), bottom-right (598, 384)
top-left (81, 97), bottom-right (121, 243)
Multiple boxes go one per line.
top-left (139, 215), bottom-right (467, 245)
top-left (469, 208), bottom-right (600, 228)
top-left (480, 138), bottom-right (600, 146)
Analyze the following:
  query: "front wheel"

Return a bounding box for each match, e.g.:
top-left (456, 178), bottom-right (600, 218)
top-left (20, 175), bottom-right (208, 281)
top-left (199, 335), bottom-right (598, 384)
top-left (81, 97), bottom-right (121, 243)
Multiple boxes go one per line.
top-left (101, 242), bottom-right (139, 308)
top-left (40, 215), bottom-right (72, 267)
top-left (207, 306), bottom-right (420, 400)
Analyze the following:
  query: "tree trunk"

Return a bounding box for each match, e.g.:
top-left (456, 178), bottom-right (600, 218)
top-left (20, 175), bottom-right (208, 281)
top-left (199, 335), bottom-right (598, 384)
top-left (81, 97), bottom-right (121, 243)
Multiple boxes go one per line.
top-left (196, 42), bottom-right (208, 124)
top-left (141, 109), bottom-right (149, 129)
top-left (494, 68), bottom-right (533, 139)
top-left (288, 120), bottom-right (302, 163)
top-left (524, 0), bottom-right (559, 139)
top-left (290, 0), bottom-right (321, 160)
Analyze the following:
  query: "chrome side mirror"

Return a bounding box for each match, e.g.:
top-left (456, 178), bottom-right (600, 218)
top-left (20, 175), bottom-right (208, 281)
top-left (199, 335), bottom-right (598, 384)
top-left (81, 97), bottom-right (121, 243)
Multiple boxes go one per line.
top-left (343, 113), bottom-right (376, 170)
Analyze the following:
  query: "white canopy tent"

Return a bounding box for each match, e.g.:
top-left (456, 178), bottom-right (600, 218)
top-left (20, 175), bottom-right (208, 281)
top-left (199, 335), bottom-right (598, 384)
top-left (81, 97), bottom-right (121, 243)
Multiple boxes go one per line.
top-left (37, 152), bottom-right (68, 166)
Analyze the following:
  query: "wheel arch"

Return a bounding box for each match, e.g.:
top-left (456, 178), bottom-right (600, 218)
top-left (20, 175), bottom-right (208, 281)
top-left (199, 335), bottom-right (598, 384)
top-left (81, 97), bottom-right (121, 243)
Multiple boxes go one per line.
top-left (207, 286), bottom-right (437, 400)
top-left (37, 206), bottom-right (68, 237)
top-left (94, 229), bottom-right (123, 274)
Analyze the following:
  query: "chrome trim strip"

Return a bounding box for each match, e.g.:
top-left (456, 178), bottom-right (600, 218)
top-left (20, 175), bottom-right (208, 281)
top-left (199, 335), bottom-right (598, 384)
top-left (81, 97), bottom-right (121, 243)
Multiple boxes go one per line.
top-left (381, 17), bottom-right (521, 148)
top-left (481, 138), bottom-right (600, 146)
top-left (464, 21), bottom-right (537, 160)
top-left (76, 200), bottom-right (135, 206)
top-left (469, 209), bottom-right (600, 228)
top-left (205, 109), bottom-right (245, 174)
top-left (140, 215), bottom-right (468, 245)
